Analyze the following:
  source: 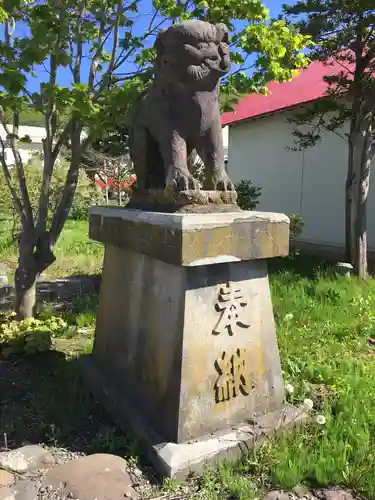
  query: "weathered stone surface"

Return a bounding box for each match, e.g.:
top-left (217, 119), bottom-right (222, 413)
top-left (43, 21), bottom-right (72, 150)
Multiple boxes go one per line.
top-left (314, 489), bottom-right (356, 500)
top-left (336, 262), bottom-right (353, 277)
top-left (0, 480), bottom-right (39, 500)
top-left (129, 20), bottom-right (233, 193)
top-left (127, 190), bottom-right (240, 213)
top-left (0, 486), bottom-right (13, 500)
top-left (89, 207), bottom-right (290, 266)
top-left (90, 246), bottom-right (285, 443)
top-left (264, 491), bottom-right (294, 500)
top-left (81, 363), bottom-right (309, 479)
top-left (0, 446), bottom-right (55, 474)
top-left (0, 470), bottom-right (14, 487)
top-left (43, 454), bottom-right (138, 500)
top-left (293, 485), bottom-right (315, 499)
top-left (85, 208), bottom-right (295, 478)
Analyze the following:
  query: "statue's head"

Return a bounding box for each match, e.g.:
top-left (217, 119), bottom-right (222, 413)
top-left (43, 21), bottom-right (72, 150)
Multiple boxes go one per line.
top-left (154, 20), bottom-right (231, 87)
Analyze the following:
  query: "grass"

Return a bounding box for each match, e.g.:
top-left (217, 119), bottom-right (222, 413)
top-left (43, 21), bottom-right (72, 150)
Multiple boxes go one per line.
top-left (263, 262), bottom-right (375, 494)
top-left (0, 215), bottom-right (103, 280)
top-left (2, 218), bottom-right (375, 498)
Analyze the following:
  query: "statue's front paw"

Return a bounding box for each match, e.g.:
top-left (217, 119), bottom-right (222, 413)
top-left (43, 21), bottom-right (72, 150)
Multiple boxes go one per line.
top-left (205, 170), bottom-right (235, 191)
top-left (166, 168), bottom-right (200, 192)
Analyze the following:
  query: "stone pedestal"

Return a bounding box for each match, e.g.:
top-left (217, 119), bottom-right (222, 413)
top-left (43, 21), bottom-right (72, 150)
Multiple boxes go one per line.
top-left (83, 207), bottom-right (305, 477)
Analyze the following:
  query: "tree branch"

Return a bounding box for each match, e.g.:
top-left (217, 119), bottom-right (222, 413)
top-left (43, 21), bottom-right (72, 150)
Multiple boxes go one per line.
top-left (36, 53), bottom-right (58, 236)
top-left (88, 10), bottom-right (108, 90)
top-left (72, 0), bottom-right (86, 84)
top-left (107, 0), bottom-right (123, 76)
top-left (0, 110), bottom-right (34, 228)
top-left (91, 0), bottom-right (124, 97)
top-left (112, 18), bottom-right (166, 73)
top-left (49, 120), bottom-right (91, 243)
top-left (0, 136), bottom-right (23, 215)
top-left (51, 119), bottom-right (72, 162)
top-left (50, 160), bottom-right (80, 243)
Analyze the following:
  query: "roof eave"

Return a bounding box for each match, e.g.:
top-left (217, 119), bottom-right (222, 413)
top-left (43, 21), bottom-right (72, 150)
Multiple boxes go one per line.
top-left (223, 96), bottom-right (324, 128)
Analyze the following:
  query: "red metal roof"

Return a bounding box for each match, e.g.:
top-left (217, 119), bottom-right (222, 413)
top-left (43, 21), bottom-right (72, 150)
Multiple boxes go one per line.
top-left (221, 60), bottom-right (345, 126)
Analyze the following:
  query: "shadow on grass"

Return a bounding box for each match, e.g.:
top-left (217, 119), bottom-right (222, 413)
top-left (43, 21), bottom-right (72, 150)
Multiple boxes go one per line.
top-left (268, 254), bottom-right (337, 281)
top-left (0, 350), bottom-right (143, 463)
top-left (1, 275), bottom-right (101, 313)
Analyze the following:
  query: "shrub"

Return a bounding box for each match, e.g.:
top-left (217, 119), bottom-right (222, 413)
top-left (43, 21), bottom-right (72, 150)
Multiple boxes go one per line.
top-left (289, 214), bottom-right (305, 240)
top-left (235, 180), bottom-right (262, 210)
top-left (0, 158), bottom-right (103, 224)
top-left (0, 312), bottom-right (68, 357)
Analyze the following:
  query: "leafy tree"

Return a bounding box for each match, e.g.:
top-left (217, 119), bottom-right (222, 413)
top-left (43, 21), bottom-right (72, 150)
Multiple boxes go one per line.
top-left (0, 0), bottom-right (310, 319)
top-left (283, 0), bottom-right (375, 278)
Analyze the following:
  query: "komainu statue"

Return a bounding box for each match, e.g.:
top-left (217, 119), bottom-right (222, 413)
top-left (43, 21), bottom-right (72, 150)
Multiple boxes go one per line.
top-left (129, 20), bottom-right (235, 193)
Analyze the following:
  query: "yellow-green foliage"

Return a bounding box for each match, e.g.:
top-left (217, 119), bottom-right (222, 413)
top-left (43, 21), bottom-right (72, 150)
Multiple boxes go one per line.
top-left (0, 313), bottom-right (68, 357)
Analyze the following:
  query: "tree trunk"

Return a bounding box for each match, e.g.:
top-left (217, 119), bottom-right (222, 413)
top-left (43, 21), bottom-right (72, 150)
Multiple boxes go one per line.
top-left (14, 231), bottom-right (38, 319)
top-left (350, 113), bottom-right (373, 279)
top-left (14, 230), bottom-right (56, 319)
top-left (345, 135), bottom-right (354, 263)
top-left (15, 265), bottom-right (38, 319)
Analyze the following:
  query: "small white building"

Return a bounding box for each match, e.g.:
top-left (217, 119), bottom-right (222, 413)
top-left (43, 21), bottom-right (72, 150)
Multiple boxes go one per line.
top-left (0, 125), bottom-right (45, 165)
top-left (221, 60), bottom-right (375, 258)
top-left (0, 120), bottom-right (91, 166)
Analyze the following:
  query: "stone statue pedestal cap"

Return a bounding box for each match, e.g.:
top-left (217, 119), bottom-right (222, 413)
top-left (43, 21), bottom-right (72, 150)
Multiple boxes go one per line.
top-left (82, 205), bottom-right (306, 478)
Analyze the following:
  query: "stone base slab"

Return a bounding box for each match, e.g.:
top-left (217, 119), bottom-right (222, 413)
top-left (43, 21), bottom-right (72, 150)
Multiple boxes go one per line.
top-left (127, 189), bottom-right (240, 213)
top-left (81, 356), bottom-right (307, 479)
top-left (88, 208), bottom-right (290, 266)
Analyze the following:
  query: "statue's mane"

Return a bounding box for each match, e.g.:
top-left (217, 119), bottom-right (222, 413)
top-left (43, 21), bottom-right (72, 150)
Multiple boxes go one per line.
top-left (165, 21), bottom-right (216, 44)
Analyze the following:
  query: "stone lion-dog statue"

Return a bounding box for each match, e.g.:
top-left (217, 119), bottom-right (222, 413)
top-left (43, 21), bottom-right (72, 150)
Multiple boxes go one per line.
top-left (129, 19), bottom-right (235, 193)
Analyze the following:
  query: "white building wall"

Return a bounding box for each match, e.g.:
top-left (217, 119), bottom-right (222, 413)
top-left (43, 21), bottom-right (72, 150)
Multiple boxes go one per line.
top-left (227, 110), bottom-right (375, 251)
top-left (0, 125), bottom-right (46, 165)
top-left (0, 125), bottom-right (88, 166)
top-left (222, 125), bottom-right (228, 150)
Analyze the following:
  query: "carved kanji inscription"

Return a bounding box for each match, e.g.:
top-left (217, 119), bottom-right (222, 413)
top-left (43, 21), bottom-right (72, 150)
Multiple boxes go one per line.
top-left (213, 282), bottom-right (250, 336)
top-left (214, 348), bottom-right (250, 403)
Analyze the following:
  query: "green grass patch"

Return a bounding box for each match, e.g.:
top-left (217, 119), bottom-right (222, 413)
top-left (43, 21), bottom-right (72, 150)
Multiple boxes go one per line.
top-left (263, 261), bottom-right (375, 496)
top-left (0, 216), bottom-right (103, 279)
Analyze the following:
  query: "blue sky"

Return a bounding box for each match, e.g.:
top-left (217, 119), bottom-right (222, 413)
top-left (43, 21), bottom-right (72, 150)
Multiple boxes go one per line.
top-left (6, 0), bottom-right (290, 93)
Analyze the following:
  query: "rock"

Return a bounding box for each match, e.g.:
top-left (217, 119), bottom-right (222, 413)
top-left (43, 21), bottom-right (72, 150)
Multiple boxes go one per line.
top-left (264, 491), bottom-right (293, 500)
top-left (0, 480), bottom-right (38, 500)
top-left (0, 470), bottom-right (14, 487)
top-left (44, 454), bottom-right (139, 500)
top-left (336, 262), bottom-right (353, 277)
top-left (292, 486), bottom-right (315, 499)
top-left (314, 489), bottom-right (355, 500)
top-left (43, 447), bottom-right (85, 466)
top-left (0, 446), bottom-right (55, 474)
